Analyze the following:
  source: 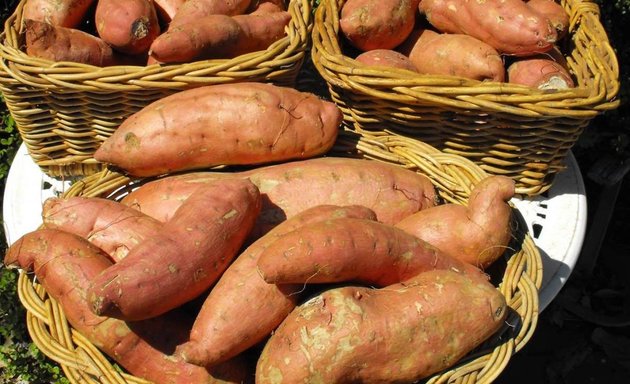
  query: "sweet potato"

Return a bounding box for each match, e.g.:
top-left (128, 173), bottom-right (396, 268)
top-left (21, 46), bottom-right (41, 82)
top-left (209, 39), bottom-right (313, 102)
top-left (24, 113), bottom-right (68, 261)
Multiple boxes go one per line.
top-left (256, 217), bottom-right (487, 286)
top-left (246, 0), bottom-right (286, 13)
top-left (42, 196), bottom-right (162, 262)
top-left (23, 0), bottom-right (95, 28)
top-left (527, 0), bottom-right (570, 40)
top-left (419, 0), bottom-right (557, 56)
top-left (87, 178), bottom-right (261, 321)
top-left (153, 0), bottom-right (185, 23)
top-left (507, 46), bottom-right (575, 89)
top-left (256, 269), bottom-right (507, 384)
top-left (95, 0), bottom-right (160, 55)
top-left (169, 0), bottom-right (252, 27)
top-left (24, 19), bottom-right (117, 66)
top-left (148, 11), bottom-right (290, 63)
top-left (176, 204), bottom-right (378, 367)
top-left (94, 82), bottom-right (341, 177)
top-left (395, 176), bottom-right (515, 269)
top-left (119, 157), bottom-right (438, 232)
top-left (4, 228), bottom-right (251, 384)
top-left (340, 0), bottom-right (419, 51)
top-left (355, 49), bottom-right (417, 71)
top-left (399, 28), bottom-right (505, 82)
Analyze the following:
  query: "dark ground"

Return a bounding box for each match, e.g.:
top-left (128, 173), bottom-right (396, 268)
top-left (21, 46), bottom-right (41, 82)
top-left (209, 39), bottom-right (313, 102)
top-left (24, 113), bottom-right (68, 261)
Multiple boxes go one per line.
top-left (496, 153), bottom-right (630, 383)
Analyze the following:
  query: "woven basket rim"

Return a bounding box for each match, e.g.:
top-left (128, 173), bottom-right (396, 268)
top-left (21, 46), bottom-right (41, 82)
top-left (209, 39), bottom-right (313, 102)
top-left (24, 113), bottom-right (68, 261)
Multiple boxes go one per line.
top-left (12, 131), bottom-right (543, 384)
top-left (0, 0), bottom-right (314, 91)
top-left (311, 0), bottom-right (620, 118)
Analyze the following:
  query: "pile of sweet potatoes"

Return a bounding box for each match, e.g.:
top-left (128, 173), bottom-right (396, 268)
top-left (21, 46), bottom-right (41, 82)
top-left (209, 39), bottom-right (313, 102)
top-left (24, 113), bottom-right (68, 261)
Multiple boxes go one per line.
top-left (343, 0), bottom-right (575, 90)
top-left (4, 147), bottom-right (518, 382)
top-left (21, 0), bottom-right (291, 65)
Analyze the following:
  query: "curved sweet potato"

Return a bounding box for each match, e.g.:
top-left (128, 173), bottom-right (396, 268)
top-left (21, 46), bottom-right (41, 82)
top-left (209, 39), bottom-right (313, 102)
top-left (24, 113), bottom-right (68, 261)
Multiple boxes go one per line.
top-left (340, 0), bottom-right (420, 51)
top-left (355, 49), bottom-right (417, 71)
top-left (396, 175), bottom-right (515, 269)
top-left (256, 217), bottom-right (487, 286)
top-left (256, 269), bottom-right (507, 384)
top-left (420, 0), bottom-right (557, 56)
top-left (400, 28), bottom-right (505, 82)
top-left (24, 19), bottom-right (117, 66)
top-left (23, 0), bottom-right (95, 28)
top-left (87, 178), bottom-right (262, 321)
top-left (176, 204), bottom-right (378, 367)
top-left (95, 0), bottom-right (160, 55)
top-left (42, 196), bottom-right (162, 261)
top-left (95, 82), bottom-right (341, 177)
top-left (4, 228), bottom-right (250, 384)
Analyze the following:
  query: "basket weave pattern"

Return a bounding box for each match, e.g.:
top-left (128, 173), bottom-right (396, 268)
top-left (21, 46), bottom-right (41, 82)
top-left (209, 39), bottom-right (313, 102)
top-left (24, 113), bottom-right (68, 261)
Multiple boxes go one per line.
top-left (15, 133), bottom-right (543, 384)
top-left (311, 0), bottom-right (620, 196)
top-left (0, 0), bottom-right (313, 178)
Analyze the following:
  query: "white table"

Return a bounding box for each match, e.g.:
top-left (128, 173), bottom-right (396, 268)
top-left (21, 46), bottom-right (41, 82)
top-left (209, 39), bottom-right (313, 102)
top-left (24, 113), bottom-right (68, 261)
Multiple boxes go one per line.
top-left (3, 143), bottom-right (587, 311)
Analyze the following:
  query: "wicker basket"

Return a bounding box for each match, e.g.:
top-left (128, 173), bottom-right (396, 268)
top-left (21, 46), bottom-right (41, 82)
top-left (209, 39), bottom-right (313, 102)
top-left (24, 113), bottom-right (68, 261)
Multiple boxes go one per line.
top-left (311, 0), bottom-right (620, 196)
top-left (0, 0), bottom-right (313, 178)
top-left (14, 131), bottom-right (542, 384)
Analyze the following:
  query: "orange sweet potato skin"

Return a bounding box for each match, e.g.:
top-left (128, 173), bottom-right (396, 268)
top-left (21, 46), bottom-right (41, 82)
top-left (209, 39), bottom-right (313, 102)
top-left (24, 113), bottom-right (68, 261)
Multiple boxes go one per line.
top-left (400, 28), bottom-right (505, 82)
top-left (87, 178), bottom-right (262, 321)
top-left (42, 196), bottom-right (162, 262)
top-left (420, 0), bottom-right (557, 56)
top-left (169, 0), bottom-right (252, 27)
top-left (355, 49), bottom-right (417, 71)
top-left (176, 204), bottom-right (378, 367)
top-left (507, 46), bottom-right (574, 90)
top-left (256, 269), bottom-right (507, 384)
top-left (153, 0), bottom-right (185, 23)
top-left (94, 83), bottom-right (341, 177)
top-left (149, 11), bottom-right (289, 63)
top-left (3, 229), bottom-right (249, 384)
top-left (256, 217), bottom-right (487, 286)
top-left (23, 0), bottom-right (95, 28)
top-left (24, 19), bottom-right (117, 66)
top-left (396, 176), bottom-right (515, 269)
top-left (95, 0), bottom-right (161, 55)
top-left (119, 157), bottom-right (438, 234)
top-left (527, 0), bottom-right (570, 39)
top-left (340, 0), bottom-right (420, 51)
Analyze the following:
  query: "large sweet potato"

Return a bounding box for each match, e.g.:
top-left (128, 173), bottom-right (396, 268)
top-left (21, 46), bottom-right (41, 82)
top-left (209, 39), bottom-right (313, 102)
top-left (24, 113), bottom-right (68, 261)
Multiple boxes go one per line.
top-left (23, 0), bottom-right (95, 28)
top-left (118, 157), bottom-right (437, 235)
top-left (94, 83), bottom-right (341, 177)
top-left (176, 204), bottom-right (378, 367)
top-left (507, 46), bottom-right (574, 90)
top-left (87, 178), bottom-right (261, 321)
top-left (95, 0), bottom-right (160, 55)
top-left (340, 0), bottom-right (420, 51)
top-left (24, 19), bottom-right (117, 66)
top-left (4, 228), bottom-right (251, 384)
top-left (419, 0), bottom-right (557, 56)
top-left (256, 269), bottom-right (507, 384)
top-left (148, 11), bottom-right (290, 63)
top-left (396, 176), bottom-right (515, 269)
top-left (399, 28), bottom-right (505, 82)
top-left (42, 196), bottom-right (162, 261)
top-left (256, 217), bottom-right (487, 286)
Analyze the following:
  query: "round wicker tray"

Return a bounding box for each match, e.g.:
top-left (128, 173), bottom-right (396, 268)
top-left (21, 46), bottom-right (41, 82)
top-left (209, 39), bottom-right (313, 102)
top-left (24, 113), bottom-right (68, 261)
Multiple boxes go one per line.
top-left (14, 130), bottom-right (543, 384)
top-left (0, 0), bottom-right (314, 178)
top-left (311, 0), bottom-right (620, 196)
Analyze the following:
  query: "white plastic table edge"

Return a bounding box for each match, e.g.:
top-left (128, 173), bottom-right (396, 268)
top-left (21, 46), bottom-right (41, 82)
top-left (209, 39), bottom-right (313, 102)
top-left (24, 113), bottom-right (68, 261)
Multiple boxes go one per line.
top-left (3, 143), bottom-right (587, 312)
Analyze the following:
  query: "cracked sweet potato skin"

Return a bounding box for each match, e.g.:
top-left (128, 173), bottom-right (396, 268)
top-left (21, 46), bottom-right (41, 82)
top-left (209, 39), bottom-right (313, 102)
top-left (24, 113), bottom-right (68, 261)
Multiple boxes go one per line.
top-left (256, 269), bottom-right (507, 384)
top-left (94, 83), bottom-right (341, 177)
